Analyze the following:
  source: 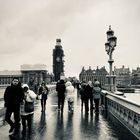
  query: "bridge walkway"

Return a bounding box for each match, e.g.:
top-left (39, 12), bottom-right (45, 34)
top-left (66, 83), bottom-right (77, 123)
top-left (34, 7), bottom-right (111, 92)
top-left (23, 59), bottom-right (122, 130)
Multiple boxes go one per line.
top-left (0, 89), bottom-right (138, 140)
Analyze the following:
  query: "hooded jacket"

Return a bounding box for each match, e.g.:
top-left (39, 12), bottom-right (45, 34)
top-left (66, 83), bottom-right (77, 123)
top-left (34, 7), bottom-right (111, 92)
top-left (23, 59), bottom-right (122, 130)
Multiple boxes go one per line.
top-left (4, 82), bottom-right (24, 109)
top-left (20, 84), bottom-right (36, 115)
top-left (93, 86), bottom-right (101, 99)
top-left (65, 81), bottom-right (75, 99)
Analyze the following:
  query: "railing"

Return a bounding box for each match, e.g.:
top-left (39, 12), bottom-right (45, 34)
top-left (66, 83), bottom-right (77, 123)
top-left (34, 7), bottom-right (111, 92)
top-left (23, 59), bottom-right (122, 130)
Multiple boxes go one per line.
top-left (101, 90), bottom-right (140, 139)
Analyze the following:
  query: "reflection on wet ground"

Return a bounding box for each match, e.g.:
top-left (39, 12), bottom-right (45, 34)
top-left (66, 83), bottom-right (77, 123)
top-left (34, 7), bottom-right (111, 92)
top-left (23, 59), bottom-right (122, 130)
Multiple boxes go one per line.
top-left (33, 91), bottom-right (138, 140)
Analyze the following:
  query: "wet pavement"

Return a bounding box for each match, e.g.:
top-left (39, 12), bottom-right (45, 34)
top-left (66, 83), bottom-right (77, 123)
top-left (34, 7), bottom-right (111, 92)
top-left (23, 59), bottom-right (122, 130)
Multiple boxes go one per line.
top-left (0, 89), bottom-right (138, 140)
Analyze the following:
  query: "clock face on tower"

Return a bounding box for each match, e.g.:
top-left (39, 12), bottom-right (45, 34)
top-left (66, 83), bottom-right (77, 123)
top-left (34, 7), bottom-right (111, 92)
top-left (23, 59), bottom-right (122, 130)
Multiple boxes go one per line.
top-left (56, 57), bottom-right (60, 62)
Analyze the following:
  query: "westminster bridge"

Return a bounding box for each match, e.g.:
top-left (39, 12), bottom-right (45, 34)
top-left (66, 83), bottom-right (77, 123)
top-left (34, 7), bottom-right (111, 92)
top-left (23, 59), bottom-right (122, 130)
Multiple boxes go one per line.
top-left (0, 86), bottom-right (139, 140)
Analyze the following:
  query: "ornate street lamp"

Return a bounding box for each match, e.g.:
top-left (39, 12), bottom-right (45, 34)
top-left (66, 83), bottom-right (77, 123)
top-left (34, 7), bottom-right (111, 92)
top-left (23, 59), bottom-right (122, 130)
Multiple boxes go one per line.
top-left (105, 25), bottom-right (117, 92)
top-left (108, 36), bottom-right (117, 48)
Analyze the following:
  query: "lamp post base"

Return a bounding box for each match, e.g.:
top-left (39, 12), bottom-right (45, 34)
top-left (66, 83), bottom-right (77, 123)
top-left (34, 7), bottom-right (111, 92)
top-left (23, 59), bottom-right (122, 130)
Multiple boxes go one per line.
top-left (106, 75), bottom-right (116, 93)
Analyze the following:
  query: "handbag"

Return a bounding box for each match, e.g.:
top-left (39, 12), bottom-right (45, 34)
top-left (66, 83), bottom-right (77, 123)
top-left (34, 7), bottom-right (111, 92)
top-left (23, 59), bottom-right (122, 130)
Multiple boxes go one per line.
top-left (24, 101), bottom-right (34, 113)
top-left (36, 94), bottom-right (41, 100)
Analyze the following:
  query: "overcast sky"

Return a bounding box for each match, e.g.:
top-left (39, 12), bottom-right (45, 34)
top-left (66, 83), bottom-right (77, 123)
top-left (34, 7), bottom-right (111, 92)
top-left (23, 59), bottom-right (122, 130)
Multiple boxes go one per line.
top-left (0, 0), bottom-right (140, 77)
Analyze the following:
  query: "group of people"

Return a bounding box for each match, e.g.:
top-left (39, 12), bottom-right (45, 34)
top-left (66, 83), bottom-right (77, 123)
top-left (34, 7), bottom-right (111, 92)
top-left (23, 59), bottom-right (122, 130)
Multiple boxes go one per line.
top-left (56, 79), bottom-right (102, 115)
top-left (3, 77), bottom-right (49, 137)
top-left (79, 80), bottom-right (102, 114)
top-left (3, 77), bottom-right (101, 137)
top-left (56, 79), bottom-right (75, 113)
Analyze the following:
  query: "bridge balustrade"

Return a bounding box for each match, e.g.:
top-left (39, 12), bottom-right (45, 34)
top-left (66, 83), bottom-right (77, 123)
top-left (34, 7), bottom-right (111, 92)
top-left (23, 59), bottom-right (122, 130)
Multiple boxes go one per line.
top-left (101, 90), bottom-right (140, 139)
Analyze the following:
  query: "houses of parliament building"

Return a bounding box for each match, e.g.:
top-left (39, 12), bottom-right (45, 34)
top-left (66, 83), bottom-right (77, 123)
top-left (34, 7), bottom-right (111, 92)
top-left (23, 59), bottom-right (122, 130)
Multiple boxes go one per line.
top-left (79, 66), bottom-right (108, 88)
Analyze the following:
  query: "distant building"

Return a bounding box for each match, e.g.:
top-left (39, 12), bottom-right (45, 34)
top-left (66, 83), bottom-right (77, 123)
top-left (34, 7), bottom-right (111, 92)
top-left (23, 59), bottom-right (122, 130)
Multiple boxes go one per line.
top-left (0, 64), bottom-right (53, 88)
top-left (131, 67), bottom-right (140, 85)
top-left (0, 70), bottom-right (22, 87)
top-left (114, 65), bottom-right (131, 87)
top-left (53, 39), bottom-right (65, 81)
top-left (79, 66), bottom-right (108, 87)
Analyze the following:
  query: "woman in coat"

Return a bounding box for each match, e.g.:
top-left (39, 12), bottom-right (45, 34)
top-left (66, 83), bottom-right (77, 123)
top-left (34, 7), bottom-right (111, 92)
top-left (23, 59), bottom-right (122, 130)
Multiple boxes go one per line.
top-left (20, 84), bottom-right (36, 134)
top-left (65, 81), bottom-right (75, 112)
top-left (93, 81), bottom-right (102, 113)
top-left (38, 82), bottom-right (49, 112)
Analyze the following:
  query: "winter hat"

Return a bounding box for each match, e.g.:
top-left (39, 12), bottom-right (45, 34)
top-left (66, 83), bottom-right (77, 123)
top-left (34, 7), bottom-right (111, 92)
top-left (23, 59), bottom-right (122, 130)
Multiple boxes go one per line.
top-left (65, 81), bottom-right (72, 87)
top-left (94, 81), bottom-right (100, 86)
top-left (22, 84), bottom-right (29, 89)
top-left (88, 81), bottom-right (93, 87)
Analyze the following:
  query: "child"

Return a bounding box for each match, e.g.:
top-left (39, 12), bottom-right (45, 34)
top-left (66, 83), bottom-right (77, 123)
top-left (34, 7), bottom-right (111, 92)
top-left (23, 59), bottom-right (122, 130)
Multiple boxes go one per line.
top-left (20, 84), bottom-right (36, 134)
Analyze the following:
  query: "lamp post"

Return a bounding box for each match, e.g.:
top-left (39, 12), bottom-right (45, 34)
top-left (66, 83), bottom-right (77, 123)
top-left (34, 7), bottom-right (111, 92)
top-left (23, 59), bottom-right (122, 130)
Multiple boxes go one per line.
top-left (105, 25), bottom-right (117, 92)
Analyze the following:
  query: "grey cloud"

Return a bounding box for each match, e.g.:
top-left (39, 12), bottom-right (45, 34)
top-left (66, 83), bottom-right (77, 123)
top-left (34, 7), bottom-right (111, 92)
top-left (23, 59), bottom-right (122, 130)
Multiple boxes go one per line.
top-left (0, 0), bottom-right (100, 54)
top-left (0, 0), bottom-right (140, 76)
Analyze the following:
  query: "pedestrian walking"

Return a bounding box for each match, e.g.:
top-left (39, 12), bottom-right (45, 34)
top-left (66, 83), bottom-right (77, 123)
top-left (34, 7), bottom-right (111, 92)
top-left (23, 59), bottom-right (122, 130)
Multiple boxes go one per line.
top-left (65, 81), bottom-right (75, 112)
top-left (84, 81), bottom-right (93, 114)
top-left (28, 77), bottom-right (38, 94)
top-left (75, 80), bottom-right (81, 97)
top-left (93, 81), bottom-right (102, 113)
top-left (4, 77), bottom-right (24, 134)
top-left (79, 83), bottom-right (86, 112)
top-left (38, 82), bottom-right (49, 112)
top-left (20, 84), bottom-right (36, 134)
top-left (56, 79), bottom-right (66, 113)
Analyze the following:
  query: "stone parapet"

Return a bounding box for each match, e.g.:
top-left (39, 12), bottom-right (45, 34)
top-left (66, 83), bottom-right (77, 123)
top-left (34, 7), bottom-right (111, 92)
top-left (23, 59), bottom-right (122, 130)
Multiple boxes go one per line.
top-left (101, 90), bottom-right (140, 139)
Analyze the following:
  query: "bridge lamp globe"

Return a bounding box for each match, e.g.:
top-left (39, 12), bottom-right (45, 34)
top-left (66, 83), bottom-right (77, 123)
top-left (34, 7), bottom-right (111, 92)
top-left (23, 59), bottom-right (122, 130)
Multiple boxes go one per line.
top-left (105, 42), bottom-right (110, 54)
top-left (108, 36), bottom-right (117, 48)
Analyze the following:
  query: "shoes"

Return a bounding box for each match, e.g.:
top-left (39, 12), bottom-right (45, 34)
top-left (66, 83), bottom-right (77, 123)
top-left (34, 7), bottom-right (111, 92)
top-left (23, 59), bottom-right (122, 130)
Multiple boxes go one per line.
top-left (9, 134), bottom-right (15, 138)
top-left (9, 133), bottom-right (20, 139)
top-left (9, 125), bottom-right (15, 133)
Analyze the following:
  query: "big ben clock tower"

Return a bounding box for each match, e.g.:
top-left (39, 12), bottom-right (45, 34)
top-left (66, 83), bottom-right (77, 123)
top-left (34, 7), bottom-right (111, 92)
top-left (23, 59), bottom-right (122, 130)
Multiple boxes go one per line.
top-left (53, 39), bottom-right (65, 81)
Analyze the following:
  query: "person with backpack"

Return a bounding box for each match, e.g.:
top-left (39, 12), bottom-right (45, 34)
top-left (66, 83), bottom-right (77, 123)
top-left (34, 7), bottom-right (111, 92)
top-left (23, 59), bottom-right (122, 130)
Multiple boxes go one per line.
top-left (93, 81), bottom-right (102, 114)
top-left (20, 84), bottom-right (36, 134)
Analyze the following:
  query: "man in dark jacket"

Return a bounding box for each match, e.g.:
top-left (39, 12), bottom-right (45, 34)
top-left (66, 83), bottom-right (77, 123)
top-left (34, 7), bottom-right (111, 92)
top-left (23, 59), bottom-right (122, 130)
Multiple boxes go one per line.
top-left (84, 81), bottom-right (93, 114)
top-left (56, 79), bottom-right (66, 112)
top-left (79, 83), bottom-right (86, 111)
top-left (4, 77), bottom-right (24, 134)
